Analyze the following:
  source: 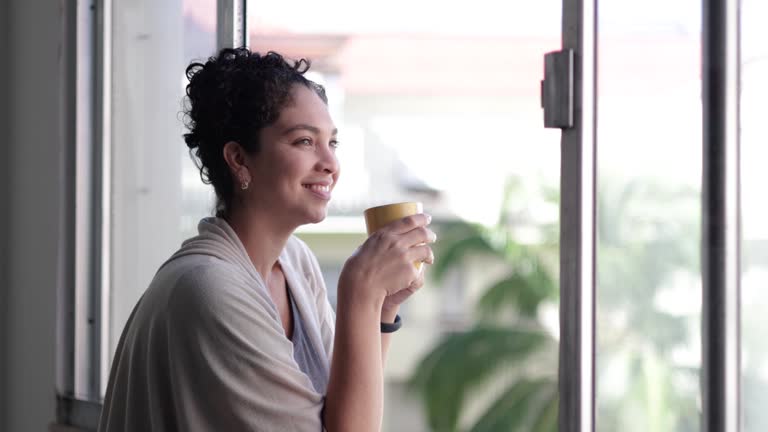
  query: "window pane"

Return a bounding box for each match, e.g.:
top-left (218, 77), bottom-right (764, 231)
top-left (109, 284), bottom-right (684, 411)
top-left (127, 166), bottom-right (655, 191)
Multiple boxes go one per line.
top-left (108, 0), bottom-right (217, 392)
top-left (741, 0), bottom-right (768, 429)
top-left (596, 1), bottom-right (701, 430)
top-left (249, 2), bottom-right (561, 431)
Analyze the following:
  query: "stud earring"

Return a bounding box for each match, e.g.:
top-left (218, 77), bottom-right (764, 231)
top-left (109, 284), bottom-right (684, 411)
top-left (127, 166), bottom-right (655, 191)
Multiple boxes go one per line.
top-left (240, 179), bottom-right (250, 190)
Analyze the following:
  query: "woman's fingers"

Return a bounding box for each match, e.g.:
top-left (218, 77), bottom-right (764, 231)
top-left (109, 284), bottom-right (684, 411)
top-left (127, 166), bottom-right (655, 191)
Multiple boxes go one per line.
top-left (389, 268), bottom-right (425, 297)
top-left (409, 272), bottom-right (425, 290)
top-left (366, 214), bottom-right (434, 251)
top-left (350, 212), bottom-right (435, 300)
top-left (398, 226), bottom-right (437, 248)
top-left (407, 244), bottom-right (434, 266)
top-left (384, 213), bottom-right (431, 235)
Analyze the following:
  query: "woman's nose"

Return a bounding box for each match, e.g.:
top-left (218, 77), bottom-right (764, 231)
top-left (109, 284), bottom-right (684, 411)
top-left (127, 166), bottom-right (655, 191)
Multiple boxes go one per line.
top-left (317, 145), bottom-right (339, 173)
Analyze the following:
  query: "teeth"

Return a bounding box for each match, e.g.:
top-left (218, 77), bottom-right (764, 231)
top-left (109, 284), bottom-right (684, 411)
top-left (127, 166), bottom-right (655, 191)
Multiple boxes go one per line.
top-left (305, 184), bottom-right (330, 192)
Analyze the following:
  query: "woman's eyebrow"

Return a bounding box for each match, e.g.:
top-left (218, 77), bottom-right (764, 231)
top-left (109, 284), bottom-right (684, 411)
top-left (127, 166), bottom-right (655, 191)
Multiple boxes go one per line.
top-left (281, 124), bottom-right (338, 136)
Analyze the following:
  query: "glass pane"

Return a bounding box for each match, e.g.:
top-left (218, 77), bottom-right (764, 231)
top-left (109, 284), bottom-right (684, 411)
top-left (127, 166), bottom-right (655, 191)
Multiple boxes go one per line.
top-left (596, 1), bottom-right (702, 430)
top-left (249, 2), bottom-right (562, 431)
top-left (741, 0), bottom-right (768, 430)
top-left (107, 0), bottom-right (217, 392)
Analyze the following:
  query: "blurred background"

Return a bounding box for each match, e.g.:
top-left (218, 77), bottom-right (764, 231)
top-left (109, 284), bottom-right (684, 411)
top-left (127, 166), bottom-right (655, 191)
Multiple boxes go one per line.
top-left (3, 0), bottom-right (768, 431)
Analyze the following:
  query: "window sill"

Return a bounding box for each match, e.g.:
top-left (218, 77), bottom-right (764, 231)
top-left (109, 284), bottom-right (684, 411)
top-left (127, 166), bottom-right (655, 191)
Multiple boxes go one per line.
top-left (55, 395), bottom-right (101, 432)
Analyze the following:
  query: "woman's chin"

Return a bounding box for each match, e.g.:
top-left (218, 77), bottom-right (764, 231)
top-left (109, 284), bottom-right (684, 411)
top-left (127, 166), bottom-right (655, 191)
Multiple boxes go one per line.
top-left (304, 209), bottom-right (328, 225)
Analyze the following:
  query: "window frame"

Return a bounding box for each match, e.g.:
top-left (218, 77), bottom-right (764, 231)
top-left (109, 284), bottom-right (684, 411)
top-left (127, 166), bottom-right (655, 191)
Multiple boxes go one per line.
top-left (56, 0), bottom-right (110, 427)
top-left (556, 0), bottom-right (597, 429)
top-left (701, 0), bottom-right (742, 429)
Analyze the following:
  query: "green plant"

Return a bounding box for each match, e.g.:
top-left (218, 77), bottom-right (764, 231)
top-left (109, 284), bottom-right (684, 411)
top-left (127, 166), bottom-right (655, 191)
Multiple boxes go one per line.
top-left (409, 178), bottom-right (560, 432)
top-left (595, 179), bottom-right (700, 432)
top-left (410, 177), bottom-right (703, 432)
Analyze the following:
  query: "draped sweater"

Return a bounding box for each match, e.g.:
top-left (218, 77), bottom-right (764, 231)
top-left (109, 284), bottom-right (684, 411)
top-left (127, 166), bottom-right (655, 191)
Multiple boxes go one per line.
top-left (98, 217), bottom-right (336, 432)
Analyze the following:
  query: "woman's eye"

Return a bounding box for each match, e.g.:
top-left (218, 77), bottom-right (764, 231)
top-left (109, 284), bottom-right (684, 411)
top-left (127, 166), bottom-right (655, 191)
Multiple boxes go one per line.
top-left (329, 140), bottom-right (340, 149)
top-left (296, 138), bottom-right (313, 146)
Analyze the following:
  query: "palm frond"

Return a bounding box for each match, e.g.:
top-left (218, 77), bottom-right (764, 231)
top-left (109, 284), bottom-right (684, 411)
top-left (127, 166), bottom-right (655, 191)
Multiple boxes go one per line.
top-left (476, 262), bottom-right (557, 319)
top-left (530, 386), bottom-right (558, 432)
top-left (408, 327), bottom-right (551, 431)
top-left (467, 378), bottom-right (556, 432)
top-left (431, 228), bottom-right (501, 282)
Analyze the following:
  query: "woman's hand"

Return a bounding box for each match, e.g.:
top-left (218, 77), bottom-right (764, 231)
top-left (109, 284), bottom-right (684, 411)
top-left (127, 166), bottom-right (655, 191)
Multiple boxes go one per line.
top-left (338, 213), bottom-right (435, 308)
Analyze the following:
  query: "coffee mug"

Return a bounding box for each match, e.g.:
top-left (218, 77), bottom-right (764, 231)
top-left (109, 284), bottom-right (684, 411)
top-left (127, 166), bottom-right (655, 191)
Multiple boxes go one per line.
top-left (364, 202), bottom-right (424, 270)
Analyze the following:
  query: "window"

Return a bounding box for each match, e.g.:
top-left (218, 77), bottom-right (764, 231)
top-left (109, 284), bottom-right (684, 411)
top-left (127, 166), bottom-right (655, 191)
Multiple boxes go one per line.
top-left (58, 0), bottom-right (761, 431)
top-left (596, 1), bottom-right (703, 429)
top-left (741, 0), bottom-right (768, 429)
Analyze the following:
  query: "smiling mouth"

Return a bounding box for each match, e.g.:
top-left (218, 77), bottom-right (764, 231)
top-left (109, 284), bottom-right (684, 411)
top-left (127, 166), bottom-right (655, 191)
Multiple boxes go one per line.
top-left (302, 184), bottom-right (331, 193)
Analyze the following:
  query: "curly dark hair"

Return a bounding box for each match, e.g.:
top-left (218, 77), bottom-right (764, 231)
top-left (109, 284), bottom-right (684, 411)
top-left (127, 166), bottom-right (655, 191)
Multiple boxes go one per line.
top-left (183, 47), bottom-right (328, 218)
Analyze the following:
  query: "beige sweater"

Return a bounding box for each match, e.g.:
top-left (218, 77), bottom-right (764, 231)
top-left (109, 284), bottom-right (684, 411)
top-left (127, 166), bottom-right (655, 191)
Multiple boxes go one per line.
top-left (98, 217), bottom-right (336, 432)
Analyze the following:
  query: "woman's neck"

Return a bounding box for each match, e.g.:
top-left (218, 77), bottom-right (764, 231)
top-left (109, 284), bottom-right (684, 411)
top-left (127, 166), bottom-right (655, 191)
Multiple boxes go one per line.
top-left (224, 206), bottom-right (295, 282)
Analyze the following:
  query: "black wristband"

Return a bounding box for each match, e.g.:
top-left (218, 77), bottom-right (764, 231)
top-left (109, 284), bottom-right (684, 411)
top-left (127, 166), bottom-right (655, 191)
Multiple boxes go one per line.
top-left (380, 314), bottom-right (402, 333)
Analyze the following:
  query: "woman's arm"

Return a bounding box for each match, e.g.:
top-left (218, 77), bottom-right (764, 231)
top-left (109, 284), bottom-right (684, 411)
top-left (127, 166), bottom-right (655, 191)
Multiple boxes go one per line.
top-left (324, 281), bottom-right (386, 432)
top-left (322, 214), bottom-right (434, 432)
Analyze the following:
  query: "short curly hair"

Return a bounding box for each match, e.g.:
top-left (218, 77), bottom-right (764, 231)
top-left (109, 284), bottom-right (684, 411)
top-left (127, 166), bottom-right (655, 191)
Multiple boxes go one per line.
top-left (183, 47), bottom-right (328, 218)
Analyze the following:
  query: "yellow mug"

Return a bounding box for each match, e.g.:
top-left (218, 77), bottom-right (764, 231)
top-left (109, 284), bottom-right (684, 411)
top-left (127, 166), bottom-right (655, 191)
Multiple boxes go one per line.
top-left (364, 202), bottom-right (425, 270)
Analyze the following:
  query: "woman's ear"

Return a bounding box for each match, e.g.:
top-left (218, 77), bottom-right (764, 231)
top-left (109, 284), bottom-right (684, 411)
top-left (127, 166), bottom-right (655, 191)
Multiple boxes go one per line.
top-left (222, 141), bottom-right (251, 186)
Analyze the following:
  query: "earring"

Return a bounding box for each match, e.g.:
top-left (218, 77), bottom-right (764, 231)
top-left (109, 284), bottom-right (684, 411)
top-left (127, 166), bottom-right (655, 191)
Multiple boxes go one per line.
top-left (240, 179), bottom-right (250, 190)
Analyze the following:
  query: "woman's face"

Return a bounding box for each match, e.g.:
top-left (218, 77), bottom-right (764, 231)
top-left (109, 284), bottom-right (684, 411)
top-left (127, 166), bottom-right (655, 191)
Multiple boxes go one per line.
top-left (244, 84), bottom-right (340, 227)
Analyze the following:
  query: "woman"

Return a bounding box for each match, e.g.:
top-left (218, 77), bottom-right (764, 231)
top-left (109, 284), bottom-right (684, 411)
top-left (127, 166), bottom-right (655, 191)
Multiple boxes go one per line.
top-left (98, 48), bottom-right (435, 432)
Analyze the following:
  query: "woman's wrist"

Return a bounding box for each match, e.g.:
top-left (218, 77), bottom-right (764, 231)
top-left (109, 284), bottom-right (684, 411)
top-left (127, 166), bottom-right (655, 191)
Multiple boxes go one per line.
top-left (381, 305), bottom-right (399, 323)
top-left (337, 274), bottom-right (386, 314)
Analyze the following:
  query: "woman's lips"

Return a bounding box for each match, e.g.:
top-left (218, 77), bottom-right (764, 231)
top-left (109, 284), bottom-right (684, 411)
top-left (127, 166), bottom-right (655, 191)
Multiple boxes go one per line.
top-left (302, 183), bottom-right (332, 200)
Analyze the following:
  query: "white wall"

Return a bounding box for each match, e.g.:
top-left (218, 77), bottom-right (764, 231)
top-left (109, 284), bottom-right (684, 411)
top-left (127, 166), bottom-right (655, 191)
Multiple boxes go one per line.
top-left (1, 0), bottom-right (68, 430)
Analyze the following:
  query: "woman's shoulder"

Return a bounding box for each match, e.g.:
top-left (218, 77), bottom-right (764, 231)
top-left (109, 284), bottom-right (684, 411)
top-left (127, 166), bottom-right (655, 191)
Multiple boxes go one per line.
top-left (157, 254), bottom-right (243, 291)
top-left (150, 255), bottom-right (269, 318)
top-left (124, 256), bottom-right (286, 364)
